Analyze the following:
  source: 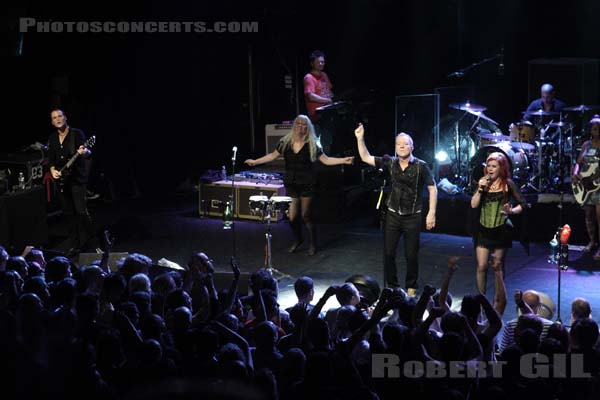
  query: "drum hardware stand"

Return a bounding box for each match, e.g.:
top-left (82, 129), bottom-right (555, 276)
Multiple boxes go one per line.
top-left (453, 117), bottom-right (461, 183)
top-left (563, 124), bottom-right (577, 183)
top-left (548, 122), bottom-right (573, 193)
top-left (537, 123), bottom-right (554, 193)
top-left (452, 111), bottom-right (472, 189)
top-left (522, 139), bottom-right (543, 193)
top-left (261, 202), bottom-right (292, 281)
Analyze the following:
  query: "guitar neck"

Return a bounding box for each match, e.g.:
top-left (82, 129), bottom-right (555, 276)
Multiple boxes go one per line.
top-left (57, 136), bottom-right (95, 174)
top-left (59, 152), bottom-right (80, 173)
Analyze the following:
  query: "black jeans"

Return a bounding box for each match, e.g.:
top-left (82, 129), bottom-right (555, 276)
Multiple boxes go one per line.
top-left (383, 211), bottom-right (421, 289)
top-left (59, 183), bottom-right (93, 249)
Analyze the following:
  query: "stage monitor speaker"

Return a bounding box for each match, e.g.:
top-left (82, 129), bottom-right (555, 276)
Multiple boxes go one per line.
top-left (528, 58), bottom-right (598, 106)
top-left (199, 182), bottom-right (233, 218)
top-left (78, 252), bottom-right (129, 272)
top-left (0, 186), bottom-right (48, 251)
top-left (213, 271), bottom-right (250, 297)
top-left (265, 123), bottom-right (292, 159)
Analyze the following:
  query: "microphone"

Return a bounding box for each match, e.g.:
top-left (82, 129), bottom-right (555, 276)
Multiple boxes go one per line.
top-left (478, 173), bottom-right (492, 193)
top-left (498, 46), bottom-right (504, 76)
top-left (231, 146), bottom-right (238, 162)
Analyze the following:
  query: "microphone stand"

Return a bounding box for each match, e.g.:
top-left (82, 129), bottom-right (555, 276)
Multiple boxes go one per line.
top-left (446, 52), bottom-right (502, 79)
top-left (229, 152), bottom-right (237, 258)
top-left (557, 236), bottom-right (569, 324)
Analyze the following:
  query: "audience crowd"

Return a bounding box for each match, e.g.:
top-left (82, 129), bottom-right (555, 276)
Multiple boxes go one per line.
top-left (1, 243), bottom-right (599, 400)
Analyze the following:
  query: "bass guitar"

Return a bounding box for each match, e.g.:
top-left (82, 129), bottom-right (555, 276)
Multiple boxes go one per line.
top-left (572, 160), bottom-right (600, 205)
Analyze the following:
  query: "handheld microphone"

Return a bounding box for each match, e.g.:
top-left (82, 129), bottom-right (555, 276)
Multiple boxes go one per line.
top-left (486, 173), bottom-right (492, 182)
top-left (498, 46), bottom-right (504, 76)
top-left (231, 146), bottom-right (238, 162)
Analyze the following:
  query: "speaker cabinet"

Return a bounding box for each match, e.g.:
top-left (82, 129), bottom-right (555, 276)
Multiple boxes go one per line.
top-left (199, 182), bottom-right (234, 218)
top-left (199, 180), bottom-right (286, 221)
top-left (265, 124), bottom-right (292, 159)
top-left (0, 186), bottom-right (48, 251)
top-left (0, 153), bottom-right (46, 190)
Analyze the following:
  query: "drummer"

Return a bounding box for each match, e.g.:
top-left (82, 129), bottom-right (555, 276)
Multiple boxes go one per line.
top-left (244, 114), bottom-right (354, 255)
top-left (524, 83), bottom-right (566, 120)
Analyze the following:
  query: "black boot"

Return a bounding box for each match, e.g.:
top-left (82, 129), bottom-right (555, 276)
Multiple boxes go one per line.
top-left (584, 210), bottom-right (598, 253)
top-left (306, 222), bottom-right (317, 256)
top-left (288, 219), bottom-right (303, 252)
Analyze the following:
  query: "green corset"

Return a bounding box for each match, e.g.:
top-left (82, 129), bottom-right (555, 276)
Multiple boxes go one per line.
top-left (480, 191), bottom-right (507, 228)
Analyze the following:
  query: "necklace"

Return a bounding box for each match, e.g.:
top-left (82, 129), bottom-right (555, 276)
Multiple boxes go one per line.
top-left (489, 180), bottom-right (502, 191)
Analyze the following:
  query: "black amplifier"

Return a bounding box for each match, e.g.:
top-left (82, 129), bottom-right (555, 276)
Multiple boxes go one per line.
top-left (0, 151), bottom-right (47, 192)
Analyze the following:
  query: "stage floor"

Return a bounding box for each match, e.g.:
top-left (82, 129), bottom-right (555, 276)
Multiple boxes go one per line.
top-left (47, 192), bottom-right (600, 325)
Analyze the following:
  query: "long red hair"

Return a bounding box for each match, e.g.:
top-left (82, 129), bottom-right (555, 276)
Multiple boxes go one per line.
top-left (486, 151), bottom-right (511, 187)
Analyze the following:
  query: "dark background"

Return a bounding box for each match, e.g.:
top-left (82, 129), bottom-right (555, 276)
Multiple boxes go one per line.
top-left (3, 0), bottom-right (600, 196)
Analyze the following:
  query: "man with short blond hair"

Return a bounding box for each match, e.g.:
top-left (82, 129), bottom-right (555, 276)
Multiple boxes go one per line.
top-left (355, 125), bottom-right (437, 295)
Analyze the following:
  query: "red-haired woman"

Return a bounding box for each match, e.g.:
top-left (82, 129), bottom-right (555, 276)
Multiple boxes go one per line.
top-left (572, 115), bottom-right (600, 259)
top-left (471, 152), bottom-right (526, 294)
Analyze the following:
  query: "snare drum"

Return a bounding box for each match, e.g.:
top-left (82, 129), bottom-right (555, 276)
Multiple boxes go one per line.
top-left (271, 196), bottom-right (292, 212)
top-left (248, 195), bottom-right (269, 214)
top-left (509, 121), bottom-right (536, 143)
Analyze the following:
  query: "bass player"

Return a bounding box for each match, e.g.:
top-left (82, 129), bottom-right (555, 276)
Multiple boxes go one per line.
top-left (572, 114), bottom-right (600, 259)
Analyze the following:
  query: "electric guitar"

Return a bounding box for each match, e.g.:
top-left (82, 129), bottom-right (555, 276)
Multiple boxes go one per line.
top-left (572, 160), bottom-right (600, 205)
top-left (57, 135), bottom-right (96, 191)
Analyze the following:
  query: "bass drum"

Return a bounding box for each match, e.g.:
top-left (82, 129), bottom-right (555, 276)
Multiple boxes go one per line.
top-left (470, 143), bottom-right (529, 189)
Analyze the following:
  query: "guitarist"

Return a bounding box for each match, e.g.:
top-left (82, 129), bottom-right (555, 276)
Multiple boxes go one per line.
top-left (48, 109), bottom-right (94, 257)
top-left (572, 114), bottom-right (600, 258)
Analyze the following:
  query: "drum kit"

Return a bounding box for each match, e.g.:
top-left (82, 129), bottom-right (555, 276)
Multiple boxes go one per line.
top-left (248, 194), bottom-right (292, 279)
top-left (447, 101), bottom-right (600, 193)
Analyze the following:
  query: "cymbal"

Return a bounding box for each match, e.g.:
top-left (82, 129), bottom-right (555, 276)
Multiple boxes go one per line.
top-left (523, 109), bottom-right (559, 116)
top-left (511, 120), bottom-right (534, 127)
top-left (546, 121), bottom-right (571, 127)
top-left (449, 102), bottom-right (486, 113)
top-left (479, 133), bottom-right (510, 141)
top-left (562, 104), bottom-right (600, 112)
top-left (470, 111), bottom-right (499, 125)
